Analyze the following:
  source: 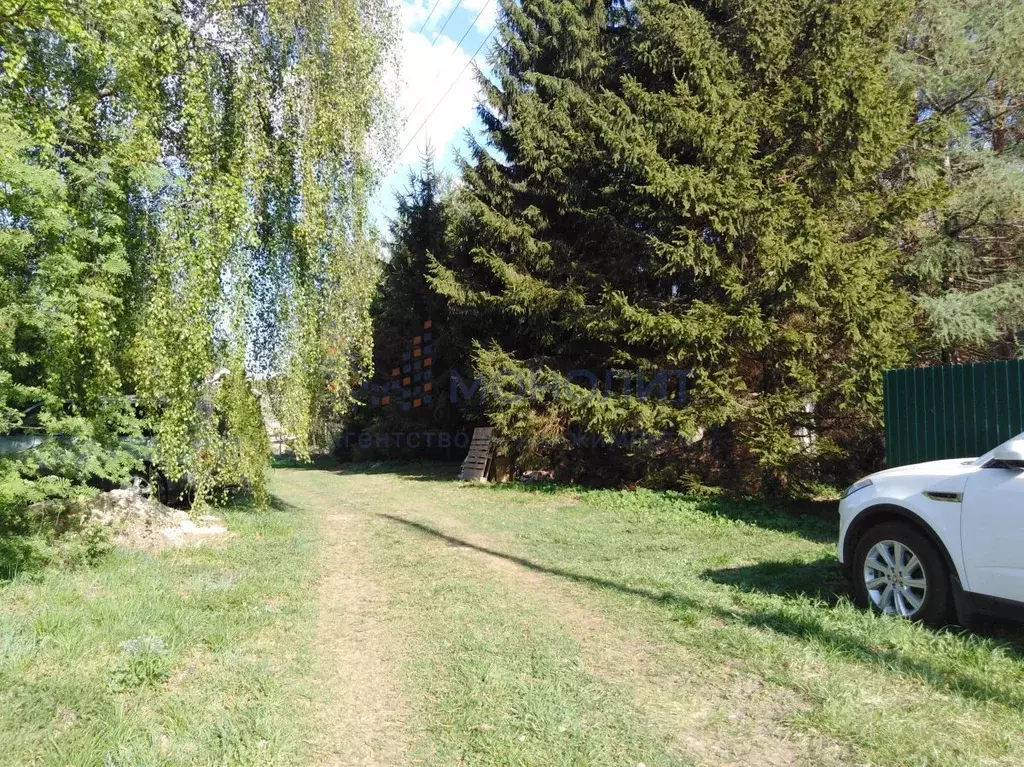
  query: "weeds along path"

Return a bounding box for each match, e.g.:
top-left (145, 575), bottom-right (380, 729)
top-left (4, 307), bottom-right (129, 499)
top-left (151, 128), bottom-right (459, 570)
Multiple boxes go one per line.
top-left (271, 469), bottom-right (416, 766)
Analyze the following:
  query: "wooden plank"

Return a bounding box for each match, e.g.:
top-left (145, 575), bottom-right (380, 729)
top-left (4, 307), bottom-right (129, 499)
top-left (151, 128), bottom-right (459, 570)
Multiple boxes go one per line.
top-left (459, 426), bottom-right (495, 481)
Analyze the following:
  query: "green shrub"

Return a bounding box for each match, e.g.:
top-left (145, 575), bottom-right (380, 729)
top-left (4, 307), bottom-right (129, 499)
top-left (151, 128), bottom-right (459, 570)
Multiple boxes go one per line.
top-left (0, 500), bottom-right (112, 579)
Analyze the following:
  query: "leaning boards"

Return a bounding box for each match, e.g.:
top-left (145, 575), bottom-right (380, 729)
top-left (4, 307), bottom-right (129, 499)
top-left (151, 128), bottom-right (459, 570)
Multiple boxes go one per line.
top-left (459, 427), bottom-right (494, 481)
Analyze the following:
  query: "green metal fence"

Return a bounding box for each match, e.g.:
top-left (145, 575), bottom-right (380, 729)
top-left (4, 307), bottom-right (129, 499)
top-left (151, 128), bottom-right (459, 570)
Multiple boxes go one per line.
top-left (883, 360), bottom-right (1024, 468)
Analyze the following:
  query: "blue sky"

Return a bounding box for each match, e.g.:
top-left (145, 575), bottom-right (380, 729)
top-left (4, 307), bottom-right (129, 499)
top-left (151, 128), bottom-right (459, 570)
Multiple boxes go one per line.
top-left (370, 0), bottom-right (497, 233)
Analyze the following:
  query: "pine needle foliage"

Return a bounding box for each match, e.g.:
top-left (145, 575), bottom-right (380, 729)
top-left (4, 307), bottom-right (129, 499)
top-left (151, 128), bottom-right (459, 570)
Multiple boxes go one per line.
top-left (899, 0), bottom-right (1024, 362)
top-left (432, 0), bottom-right (937, 492)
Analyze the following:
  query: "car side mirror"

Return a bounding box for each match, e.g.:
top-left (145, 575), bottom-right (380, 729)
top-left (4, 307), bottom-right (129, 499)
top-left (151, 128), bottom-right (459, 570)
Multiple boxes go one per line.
top-left (992, 439), bottom-right (1024, 470)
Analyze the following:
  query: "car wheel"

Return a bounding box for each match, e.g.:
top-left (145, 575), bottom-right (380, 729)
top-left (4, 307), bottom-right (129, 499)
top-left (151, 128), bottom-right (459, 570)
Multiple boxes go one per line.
top-left (853, 522), bottom-right (953, 627)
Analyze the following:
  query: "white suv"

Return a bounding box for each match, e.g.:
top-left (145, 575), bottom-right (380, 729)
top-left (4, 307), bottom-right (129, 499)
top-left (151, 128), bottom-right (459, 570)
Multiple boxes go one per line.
top-left (838, 431), bottom-right (1024, 626)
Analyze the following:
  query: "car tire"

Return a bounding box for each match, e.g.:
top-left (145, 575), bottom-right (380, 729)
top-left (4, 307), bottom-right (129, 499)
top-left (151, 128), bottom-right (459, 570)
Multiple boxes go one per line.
top-left (853, 522), bottom-right (954, 627)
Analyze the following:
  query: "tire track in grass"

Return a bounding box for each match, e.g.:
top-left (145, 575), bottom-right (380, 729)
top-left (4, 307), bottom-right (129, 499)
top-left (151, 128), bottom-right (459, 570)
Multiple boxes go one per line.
top-left (391, 476), bottom-right (1024, 766)
top-left (272, 469), bottom-right (416, 766)
top-left (382, 502), bottom-right (853, 767)
top-left (363, 501), bottom-right (687, 766)
top-left (320, 468), bottom-right (845, 765)
top-left (284, 466), bottom-right (1024, 766)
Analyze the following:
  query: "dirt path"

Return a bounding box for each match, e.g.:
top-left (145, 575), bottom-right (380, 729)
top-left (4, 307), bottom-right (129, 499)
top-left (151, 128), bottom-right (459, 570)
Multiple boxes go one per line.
top-left (273, 467), bottom-right (851, 766)
top-left (273, 470), bottom-right (415, 766)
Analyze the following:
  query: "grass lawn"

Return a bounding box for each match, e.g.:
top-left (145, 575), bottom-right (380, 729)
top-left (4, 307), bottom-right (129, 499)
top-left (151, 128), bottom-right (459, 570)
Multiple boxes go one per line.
top-left (284, 462), bottom-right (1024, 767)
top-left (4, 461), bottom-right (1024, 765)
top-left (0, 500), bottom-right (319, 765)
top-left (450, 479), bottom-right (1024, 765)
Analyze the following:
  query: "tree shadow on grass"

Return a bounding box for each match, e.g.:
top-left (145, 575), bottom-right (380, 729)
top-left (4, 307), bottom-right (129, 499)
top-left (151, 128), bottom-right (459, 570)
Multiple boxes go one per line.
top-left (271, 455), bottom-right (340, 471)
top-left (481, 484), bottom-right (839, 544)
top-left (476, 480), bottom-right (578, 495)
top-left (705, 559), bottom-right (1024, 655)
top-left (267, 494), bottom-right (306, 514)
top-left (703, 557), bottom-right (850, 604)
top-left (379, 513), bottom-right (1024, 710)
top-left (473, 484), bottom-right (839, 547)
top-left (689, 497), bottom-right (838, 545)
top-left (335, 461), bottom-right (462, 482)
top-left (276, 458), bottom-right (838, 546)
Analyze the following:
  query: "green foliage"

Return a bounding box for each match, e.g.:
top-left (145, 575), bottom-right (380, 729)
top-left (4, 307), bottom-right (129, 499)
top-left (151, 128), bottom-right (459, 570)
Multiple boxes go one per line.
top-left (0, 0), bottom-right (160, 548)
top-left (212, 363), bottom-right (272, 507)
top-left (433, 0), bottom-right (935, 491)
top-left (348, 154), bottom-right (482, 460)
top-left (0, 0), bottom-right (397, 543)
top-left (0, 495), bottom-right (113, 578)
top-left (0, 493), bottom-right (320, 761)
top-left (900, 0), bottom-right (1024, 361)
top-left (375, 154), bottom-right (452, 372)
top-left (127, 0), bottom-right (396, 493)
top-left (111, 635), bottom-right (172, 690)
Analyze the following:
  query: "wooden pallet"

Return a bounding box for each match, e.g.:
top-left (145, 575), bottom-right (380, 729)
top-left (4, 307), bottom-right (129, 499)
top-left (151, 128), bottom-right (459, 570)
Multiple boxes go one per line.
top-left (459, 426), bottom-right (494, 481)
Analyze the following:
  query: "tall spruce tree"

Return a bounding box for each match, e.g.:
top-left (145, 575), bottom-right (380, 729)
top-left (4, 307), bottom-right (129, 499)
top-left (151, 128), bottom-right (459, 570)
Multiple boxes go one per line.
top-left (373, 154), bottom-right (450, 372)
top-left (351, 155), bottom-right (479, 458)
top-left (432, 0), bottom-right (936, 491)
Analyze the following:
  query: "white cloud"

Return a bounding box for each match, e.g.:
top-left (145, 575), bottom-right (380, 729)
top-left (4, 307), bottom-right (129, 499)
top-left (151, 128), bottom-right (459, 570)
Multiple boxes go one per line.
top-left (401, 0), bottom-right (496, 36)
top-left (400, 0), bottom-right (433, 31)
top-left (370, 0), bottom-right (495, 229)
top-left (394, 29), bottom-right (485, 166)
top-left (463, 0), bottom-right (498, 32)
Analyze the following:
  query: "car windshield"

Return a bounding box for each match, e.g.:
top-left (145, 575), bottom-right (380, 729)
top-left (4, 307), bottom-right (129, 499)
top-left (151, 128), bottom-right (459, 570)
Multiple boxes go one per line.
top-left (973, 430), bottom-right (1024, 466)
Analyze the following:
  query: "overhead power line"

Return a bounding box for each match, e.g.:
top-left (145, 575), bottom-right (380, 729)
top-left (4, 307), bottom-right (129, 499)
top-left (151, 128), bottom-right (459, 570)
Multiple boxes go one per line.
top-left (415, 0), bottom-right (445, 34)
top-left (399, 29), bottom-right (495, 159)
top-left (404, 0), bottom-right (496, 124)
top-left (430, 0), bottom-right (466, 46)
top-left (446, 0), bottom-right (495, 64)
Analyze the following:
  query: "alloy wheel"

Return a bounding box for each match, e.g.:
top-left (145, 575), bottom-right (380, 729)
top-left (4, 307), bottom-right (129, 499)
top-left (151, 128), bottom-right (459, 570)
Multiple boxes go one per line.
top-left (863, 540), bottom-right (928, 618)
